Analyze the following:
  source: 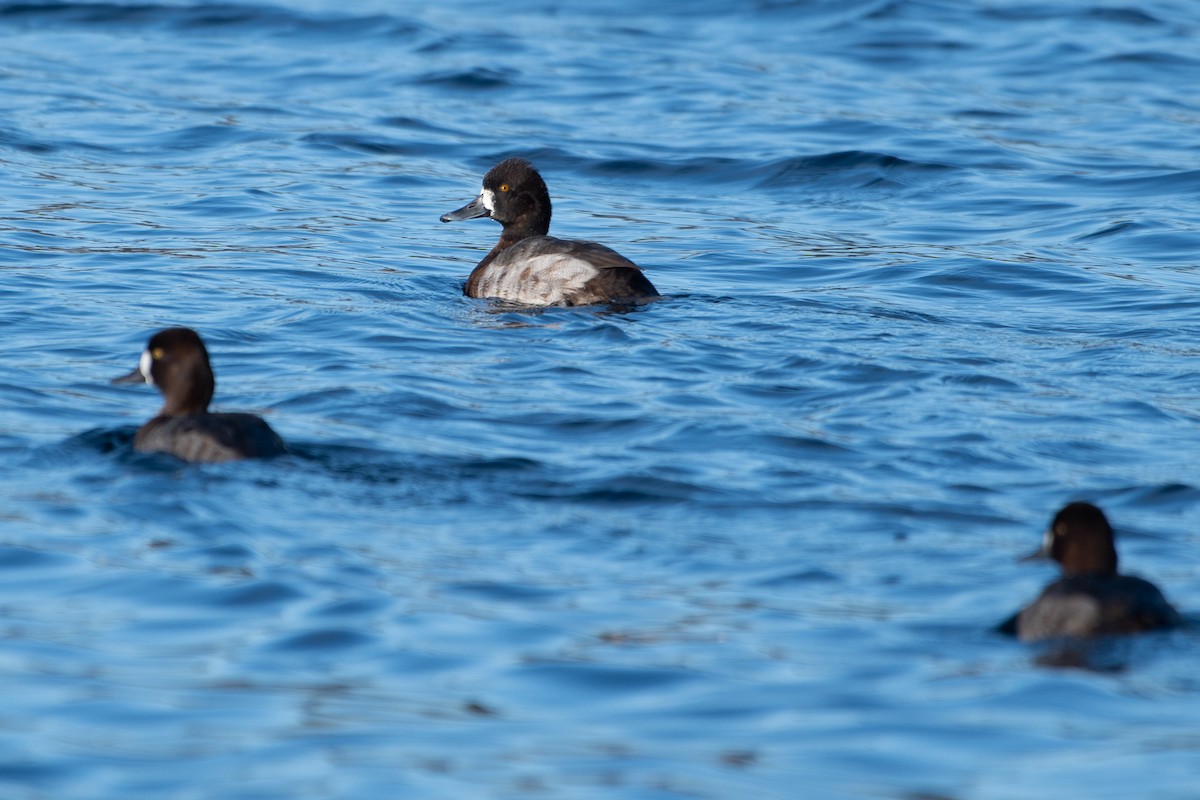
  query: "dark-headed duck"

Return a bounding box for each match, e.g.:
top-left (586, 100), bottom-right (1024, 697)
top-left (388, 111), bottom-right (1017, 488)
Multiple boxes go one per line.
top-left (112, 327), bottom-right (286, 463)
top-left (441, 158), bottom-right (660, 307)
top-left (1000, 502), bottom-right (1182, 642)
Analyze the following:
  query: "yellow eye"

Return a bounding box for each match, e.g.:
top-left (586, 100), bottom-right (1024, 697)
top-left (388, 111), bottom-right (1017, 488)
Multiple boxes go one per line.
top-left (151, 347), bottom-right (164, 359)
top-left (499, 184), bottom-right (510, 192)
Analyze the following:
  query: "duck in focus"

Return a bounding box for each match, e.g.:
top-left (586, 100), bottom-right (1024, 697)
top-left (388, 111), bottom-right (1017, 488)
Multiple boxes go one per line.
top-left (112, 327), bottom-right (286, 463)
top-left (1000, 502), bottom-right (1183, 642)
top-left (441, 158), bottom-right (660, 307)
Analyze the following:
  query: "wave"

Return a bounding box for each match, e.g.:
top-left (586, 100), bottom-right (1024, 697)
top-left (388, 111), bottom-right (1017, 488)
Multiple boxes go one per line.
top-left (0, 1), bottom-right (420, 39)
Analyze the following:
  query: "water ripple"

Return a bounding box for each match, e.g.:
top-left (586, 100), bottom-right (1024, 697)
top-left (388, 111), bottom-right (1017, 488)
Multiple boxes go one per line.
top-left (3, 1), bottom-right (1200, 798)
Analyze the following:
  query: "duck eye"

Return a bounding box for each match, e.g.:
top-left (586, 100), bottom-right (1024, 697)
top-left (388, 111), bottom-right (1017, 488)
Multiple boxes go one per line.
top-left (499, 184), bottom-right (510, 193)
top-left (151, 347), bottom-right (164, 359)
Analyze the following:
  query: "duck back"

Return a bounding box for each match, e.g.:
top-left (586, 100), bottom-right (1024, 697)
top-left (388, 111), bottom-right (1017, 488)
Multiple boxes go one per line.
top-left (466, 236), bottom-right (658, 306)
top-left (135, 413), bottom-right (286, 463)
top-left (1006, 574), bottom-right (1182, 642)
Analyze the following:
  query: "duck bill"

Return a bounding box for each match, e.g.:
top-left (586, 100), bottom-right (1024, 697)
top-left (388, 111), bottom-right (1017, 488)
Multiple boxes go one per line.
top-left (440, 194), bottom-right (491, 223)
top-left (1018, 529), bottom-right (1053, 563)
top-left (113, 350), bottom-right (154, 386)
top-left (112, 365), bottom-right (146, 385)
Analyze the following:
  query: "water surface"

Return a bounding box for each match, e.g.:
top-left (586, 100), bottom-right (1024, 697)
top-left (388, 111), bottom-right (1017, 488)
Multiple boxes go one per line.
top-left (3, 1), bottom-right (1200, 797)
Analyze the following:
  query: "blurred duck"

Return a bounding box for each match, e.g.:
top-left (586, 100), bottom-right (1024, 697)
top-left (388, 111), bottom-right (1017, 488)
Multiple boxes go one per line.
top-left (1000, 502), bottom-right (1182, 642)
top-left (113, 327), bottom-right (286, 463)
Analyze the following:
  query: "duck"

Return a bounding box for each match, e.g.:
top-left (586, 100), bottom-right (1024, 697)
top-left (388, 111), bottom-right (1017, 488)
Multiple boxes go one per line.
top-left (999, 502), bottom-right (1182, 642)
top-left (440, 157), bottom-right (660, 306)
top-left (112, 327), bottom-right (286, 462)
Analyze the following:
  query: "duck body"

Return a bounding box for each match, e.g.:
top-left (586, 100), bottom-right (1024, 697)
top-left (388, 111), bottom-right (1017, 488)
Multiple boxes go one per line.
top-left (134, 412), bottom-right (285, 463)
top-left (442, 158), bottom-right (660, 307)
top-left (1002, 572), bottom-right (1182, 642)
top-left (114, 327), bottom-right (286, 463)
top-left (1001, 502), bottom-right (1183, 642)
top-left (464, 235), bottom-right (658, 307)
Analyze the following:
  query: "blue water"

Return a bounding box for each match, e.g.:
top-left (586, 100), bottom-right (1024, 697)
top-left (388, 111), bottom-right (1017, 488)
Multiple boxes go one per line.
top-left (3, 0), bottom-right (1200, 797)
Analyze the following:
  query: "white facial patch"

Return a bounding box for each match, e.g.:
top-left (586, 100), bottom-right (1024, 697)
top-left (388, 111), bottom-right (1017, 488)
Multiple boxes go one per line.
top-left (139, 349), bottom-right (155, 386)
top-left (480, 187), bottom-right (496, 214)
top-left (1041, 527), bottom-right (1054, 556)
